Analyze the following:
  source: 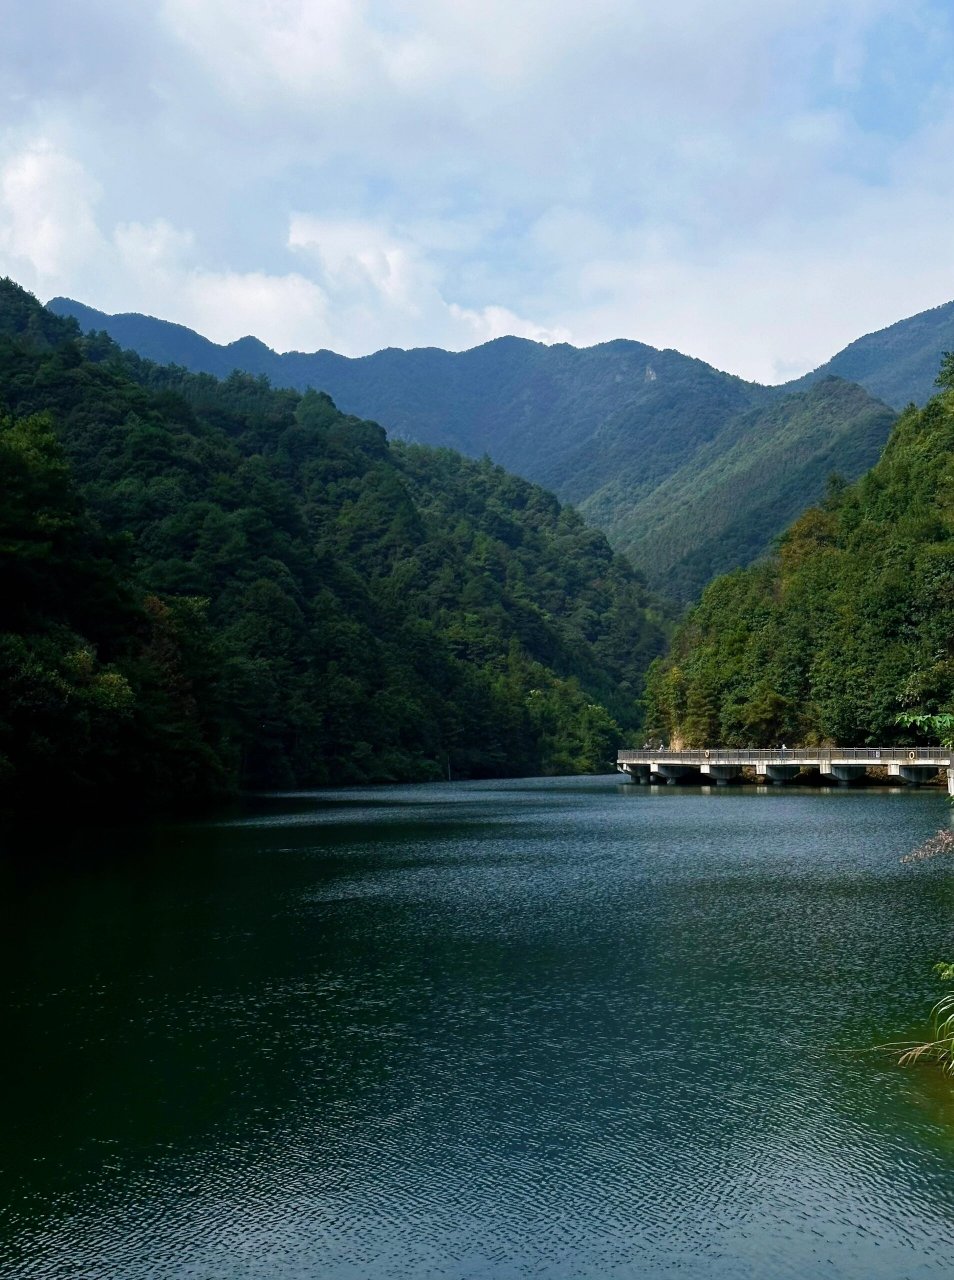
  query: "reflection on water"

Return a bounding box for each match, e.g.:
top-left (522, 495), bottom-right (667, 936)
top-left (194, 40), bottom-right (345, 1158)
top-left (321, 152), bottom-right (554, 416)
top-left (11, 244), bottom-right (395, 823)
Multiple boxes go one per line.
top-left (2, 778), bottom-right (954, 1278)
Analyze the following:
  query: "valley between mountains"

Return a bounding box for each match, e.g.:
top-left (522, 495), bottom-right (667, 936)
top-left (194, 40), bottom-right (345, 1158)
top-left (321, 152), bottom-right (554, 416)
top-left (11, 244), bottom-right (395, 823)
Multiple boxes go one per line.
top-left (50, 294), bottom-right (954, 601)
top-left (1, 278), bottom-right (952, 813)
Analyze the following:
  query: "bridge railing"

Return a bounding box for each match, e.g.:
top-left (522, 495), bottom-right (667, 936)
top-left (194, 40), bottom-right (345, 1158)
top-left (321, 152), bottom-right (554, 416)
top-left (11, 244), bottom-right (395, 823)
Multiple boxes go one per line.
top-left (617, 747), bottom-right (952, 765)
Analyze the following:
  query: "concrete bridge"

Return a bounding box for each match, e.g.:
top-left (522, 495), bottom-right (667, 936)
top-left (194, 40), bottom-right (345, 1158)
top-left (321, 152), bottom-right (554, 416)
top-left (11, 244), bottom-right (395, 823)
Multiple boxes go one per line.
top-left (617, 747), bottom-right (954, 792)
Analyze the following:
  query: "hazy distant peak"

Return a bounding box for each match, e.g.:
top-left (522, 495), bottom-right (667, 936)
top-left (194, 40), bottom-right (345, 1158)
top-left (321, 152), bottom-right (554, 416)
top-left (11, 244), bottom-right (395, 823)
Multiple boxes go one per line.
top-left (789, 297), bottom-right (954, 409)
top-left (226, 335), bottom-right (274, 356)
top-left (44, 288), bottom-right (907, 602)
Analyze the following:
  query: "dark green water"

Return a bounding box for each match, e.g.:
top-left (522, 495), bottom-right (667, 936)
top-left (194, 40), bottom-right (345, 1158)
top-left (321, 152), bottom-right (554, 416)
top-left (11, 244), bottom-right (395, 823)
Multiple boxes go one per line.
top-left (3, 777), bottom-right (954, 1278)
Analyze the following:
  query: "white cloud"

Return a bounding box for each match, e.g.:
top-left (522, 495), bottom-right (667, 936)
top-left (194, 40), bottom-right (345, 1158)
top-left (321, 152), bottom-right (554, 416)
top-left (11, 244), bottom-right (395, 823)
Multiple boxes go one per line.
top-left (159, 0), bottom-right (378, 106)
top-left (105, 219), bottom-right (331, 355)
top-left (182, 270), bottom-right (329, 350)
top-left (157, 0), bottom-right (892, 116)
top-left (0, 140), bottom-right (106, 280)
top-left (447, 303), bottom-right (571, 347)
top-left (113, 219), bottom-right (196, 285)
top-left (289, 215), bottom-right (425, 308)
top-left (151, 0), bottom-right (900, 206)
top-left (549, 175), bottom-right (954, 383)
top-left (4, 1), bottom-right (954, 381)
top-left (287, 213), bottom-right (568, 352)
top-left (0, 138), bottom-right (563, 356)
top-left (0, 136), bottom-right (329, 351)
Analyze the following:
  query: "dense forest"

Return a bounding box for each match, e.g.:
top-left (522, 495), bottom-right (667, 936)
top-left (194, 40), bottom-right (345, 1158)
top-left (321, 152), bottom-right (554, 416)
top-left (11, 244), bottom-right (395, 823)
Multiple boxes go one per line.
top-left (50, 297), bottom-right (900, 600)
top-left (584, 376), bottom-right (894, 601)
top-left (0, 279), bottom-right (669, 813)
top-left (645, 361), bottom-right (954, 747)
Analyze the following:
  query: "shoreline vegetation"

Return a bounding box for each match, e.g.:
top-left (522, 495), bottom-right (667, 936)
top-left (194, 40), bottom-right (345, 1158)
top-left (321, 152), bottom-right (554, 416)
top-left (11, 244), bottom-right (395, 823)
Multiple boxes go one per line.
top-left (640, 364), bottom-right (954, 1078)
top-left (645, 361), bottom-right (954, 753)
top-left (6, 272), bottom-right (954, 1093)
top-left (892, 717), bottom-right (954, 1075)
top-left (0, 278), bottom-right (669, 817)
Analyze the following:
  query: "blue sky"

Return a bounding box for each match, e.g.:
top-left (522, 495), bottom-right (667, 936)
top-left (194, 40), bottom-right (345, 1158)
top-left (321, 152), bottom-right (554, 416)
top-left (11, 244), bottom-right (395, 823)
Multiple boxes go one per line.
top-left (3, 0), bottom-right (954, 381)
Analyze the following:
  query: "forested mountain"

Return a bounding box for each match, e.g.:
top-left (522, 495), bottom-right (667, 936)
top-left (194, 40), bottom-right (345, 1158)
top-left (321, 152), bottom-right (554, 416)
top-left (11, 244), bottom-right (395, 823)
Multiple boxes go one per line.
top-left (644, 363), bottom-right (954, 748)
top-left (48, 296), bottom-right (903, 598)
top-left (610, 378), bottom-right (895, 602)
top-left (790, 298), bottom-right (954, 409)
top-left (0, 278), bottom-right (669, 812)
top-left (48, 299), bottom-right (762, 479)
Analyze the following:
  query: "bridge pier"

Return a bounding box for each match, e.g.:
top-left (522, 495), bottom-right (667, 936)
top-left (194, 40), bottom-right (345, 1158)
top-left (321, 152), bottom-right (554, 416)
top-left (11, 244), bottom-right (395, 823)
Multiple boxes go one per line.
top-left (888, 763), bottom-right (940, 787)
top-left (701, 764), bottom-right (741, 786)
top-left (820, 763), bottom-right (865, 786)
top-left (618, 763), bottom-right (651, 784)
top-left (654, 764), bottom-right (698, 786)
top-left (763, 764), bottom-right (800, 785)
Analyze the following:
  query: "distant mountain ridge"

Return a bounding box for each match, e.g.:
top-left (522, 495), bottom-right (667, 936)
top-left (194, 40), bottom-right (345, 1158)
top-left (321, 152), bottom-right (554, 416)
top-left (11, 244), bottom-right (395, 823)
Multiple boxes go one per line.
top-left (790, 298), bottom-right (954, 409)
top-left (48, 298), bottom-right (761, 463)
top-left (49, 296), bottom-right (922, 599)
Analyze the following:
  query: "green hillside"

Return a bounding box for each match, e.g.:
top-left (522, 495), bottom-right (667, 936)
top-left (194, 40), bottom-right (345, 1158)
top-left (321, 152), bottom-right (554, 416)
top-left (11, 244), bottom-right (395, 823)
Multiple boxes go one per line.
top-left (599, 377), bottom-right (896, 602)
top-left (48, 297), bottom-right (905, 597)
top-left (0, 279), bottom-right (669, 812)
top-left (46, 298), bottom-right (765, 481)
top-left (645, 364), bottom-right (954, 747)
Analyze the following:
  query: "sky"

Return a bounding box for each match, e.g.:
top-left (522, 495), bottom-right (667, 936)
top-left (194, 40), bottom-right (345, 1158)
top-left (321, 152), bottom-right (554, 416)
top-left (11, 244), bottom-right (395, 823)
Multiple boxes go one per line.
top-left (3, 0), bottom-right (954, 383)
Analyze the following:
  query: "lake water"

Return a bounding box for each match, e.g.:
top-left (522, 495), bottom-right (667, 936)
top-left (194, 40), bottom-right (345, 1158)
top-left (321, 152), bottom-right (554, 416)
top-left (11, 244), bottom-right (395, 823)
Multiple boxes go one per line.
top-left (3, 777), bottom-right (954, 1278)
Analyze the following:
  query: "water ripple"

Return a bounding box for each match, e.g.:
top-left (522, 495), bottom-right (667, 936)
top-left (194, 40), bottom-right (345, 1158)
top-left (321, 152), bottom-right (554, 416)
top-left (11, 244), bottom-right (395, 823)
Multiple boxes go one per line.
top-left (2, 782), bottom-right (953, 1278)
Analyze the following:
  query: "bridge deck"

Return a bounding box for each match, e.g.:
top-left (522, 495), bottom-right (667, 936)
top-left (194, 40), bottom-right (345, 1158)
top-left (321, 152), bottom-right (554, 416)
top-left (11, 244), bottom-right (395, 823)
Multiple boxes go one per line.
top-left (618, 747), bottom-right (954, 791)
top-left (618, 747), bottom-right (952, 766)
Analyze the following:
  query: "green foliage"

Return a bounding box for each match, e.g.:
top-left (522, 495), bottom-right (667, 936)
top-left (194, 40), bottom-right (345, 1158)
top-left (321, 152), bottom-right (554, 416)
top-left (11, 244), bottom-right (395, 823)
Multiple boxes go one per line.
top-left (646, 371), bottom-right (954, 747)
top-left (0, 409), bottom-right (230, 808)
top-left (893, 966), bottom-right (954, 1076)
top-left (48, 294), bottom-right (904, 602)
top-left (896, 712), bottom-right (954, 748)
top-left (605, 378), bottom-right (896, 603)
top-left (0, 280), bottom-right (669, 811)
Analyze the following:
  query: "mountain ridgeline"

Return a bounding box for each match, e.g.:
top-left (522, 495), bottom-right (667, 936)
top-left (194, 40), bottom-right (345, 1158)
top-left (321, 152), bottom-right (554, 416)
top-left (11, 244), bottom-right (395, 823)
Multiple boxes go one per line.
top-left (0, 279), bottom-right (669, 812)
top-left (789, 297), bottom-right (954, 409)
top-left (48, 296), bottom-right (951, 601)
top-left (644, 364), bottom-right (954, 748)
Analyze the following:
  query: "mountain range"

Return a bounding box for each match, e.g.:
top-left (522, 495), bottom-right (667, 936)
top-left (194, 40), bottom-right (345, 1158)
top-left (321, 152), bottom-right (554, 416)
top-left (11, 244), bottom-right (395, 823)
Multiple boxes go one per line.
top-left (49, 296), bottom-right (954, 600)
